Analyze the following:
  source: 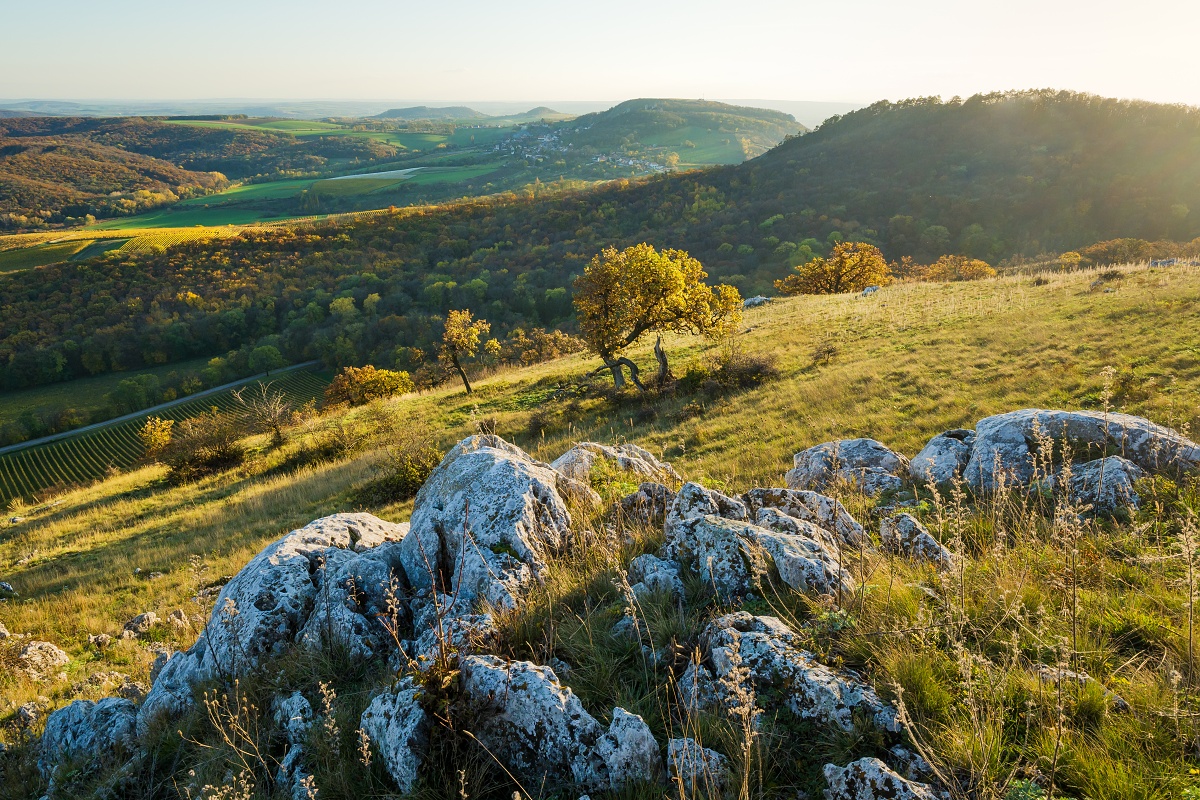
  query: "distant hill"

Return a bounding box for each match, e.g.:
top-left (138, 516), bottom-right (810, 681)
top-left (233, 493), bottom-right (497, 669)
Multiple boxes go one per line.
top-left (374, 105), bottom-right (488, 121)
top-left (555, 98), bottom-right (804, 163)
top-left (0, 109), bottom-right (51, 119)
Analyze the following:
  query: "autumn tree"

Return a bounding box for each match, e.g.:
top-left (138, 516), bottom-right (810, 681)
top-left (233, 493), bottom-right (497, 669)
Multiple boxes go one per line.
top-left (324, 365), bottom-right (415, 407)
top-left (440, 309), bottom-right (491, 394)
top-left (574, 243), bottom-right (742, 389)
top-left (775, 241), bottom-right (892, 295)
top-left (925, 254), bottom-right (997, 281)
top-left (138, 417), bottom-right (173, 459)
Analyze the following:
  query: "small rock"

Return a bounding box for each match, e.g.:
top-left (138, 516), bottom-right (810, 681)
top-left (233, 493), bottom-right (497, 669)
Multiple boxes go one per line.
top-left (880, 514), bottom-right (953, 570)
top-left (786, 439), bottom-right (910, 496)
top-left (823, 757), bottom-right (936, 800)
top-left (17, 701), bottom-right (43, 727)
top-left (1036, 665), bottom-right (1130, 712)
top-left (0, 581), bottom-right (17, 598)
top-left (272, 692), bottom-right (315, 745)
top-left (123, 611), bottom-right (158, 637)
top-left (166, 609), bottom-right (189, 630)
top-left (360, 678), bottom-right (429, 794)
top-left (0, 619), bottom-right (8, 639)
top-left (87, 633), bottom-right (112, 649)
top-left (667, 738), bottom-right (728, 794)
top-left (628, 553), bottom-right (684, 600)
top-left (743, 295), bottom-right (772, 308)
top-left (619, 482), bottom-right (676, 527)
top-left (742, 487), bottom-right (866, 547)
top-left (39, 697), bottom-right (138, 780)
top-left (18, 641), bottom-right (70, 681)
top-left (118, 681), bottom-right (148, 702)
top-left (665, 482), bottom-right (748, 537)
top-left (1058, 456), bottom-right (1145, 513)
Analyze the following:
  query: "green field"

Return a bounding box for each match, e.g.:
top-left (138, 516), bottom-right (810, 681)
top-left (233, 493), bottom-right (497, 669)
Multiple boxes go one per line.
top-left (0, 367), bottom-right (330, 503)
top-left (89, 204), bottom-right (308, 230)
top-left (0, 241), bottom-right (90, 273)
top-left (164, 118), bottom-right (513, 151)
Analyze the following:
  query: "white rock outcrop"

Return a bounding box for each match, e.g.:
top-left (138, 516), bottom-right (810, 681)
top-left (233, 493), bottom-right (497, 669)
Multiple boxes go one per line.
top-left (39, 697), bottom-right (138, 780)
top-left (460, 654), bottom-right (663, 792)
top-left (823, 757), bottom-right (937, 800)
top-left (620, 482), bottom-right (677, 526)
top-left (628, 553), bottom-right (685, 600)
top-left (880, 513), bottom-right (952, 570)
top-left (702, 613), bottom-right (897, 732)
top-left (743, 487), bottom-right (866, 546)
top-left (399, 436), bottom-right (576, 612)
top-left (910, 428), bottom-right (975, 485)
top-left (137, 513), bottom-right (407, 734)
top-left (552, 442), bottom-right (681, 486)
top-left (1057, 456), bottom-right (1145, 512)
top-left (18, 640), bottom-right (70, 680)
top-left (665, 481), bottom-right (748, 536)
top-left (360, 679), bottom-right (429, 794)
top-left (272, 691), bottom-right (314, 745)
top-left (786, 439), bottom-right (910, 496)
top-left (964, 409), bottom-right (1200, 492)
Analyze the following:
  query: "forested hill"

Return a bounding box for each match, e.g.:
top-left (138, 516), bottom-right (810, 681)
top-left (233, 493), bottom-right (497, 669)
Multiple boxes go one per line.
top-left (5, 90), bottom-right (1200, 393)
top-left (727, 90), bottom-right (1200, 261)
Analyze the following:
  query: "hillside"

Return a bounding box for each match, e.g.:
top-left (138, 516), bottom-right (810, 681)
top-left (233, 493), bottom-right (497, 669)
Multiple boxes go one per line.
top-left (373, 105), bottom-right (489, 120)
top-left (1, 264), bottom-right (1199, 799)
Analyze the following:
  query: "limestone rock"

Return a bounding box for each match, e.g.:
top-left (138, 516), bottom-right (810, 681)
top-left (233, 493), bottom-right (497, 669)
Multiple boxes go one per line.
top-left (661, 515), bottom-right (764, 598)
top-left (18, 640), bottom-right (70, 680)
top-left (123, 611), bottom-right (158, 637)
top-left (786, 439), bottom-right (909, 496)
top-left (276, 744), bottom-right (311, 800)
top-left (1059, 456), bottom-right (1145, 512)
top-left (0, 619), bottom-right (8, 639)
top-left (823, 757), bottom-right (936, 800)
top-left (552, 442), bottom-right (681, 486)
top-left (619, 482), bottom-right (677, 527)
top-left (743, 487), bottom-right (866, 547)
top-left (628, 553), bottom-right (684, 600)
top-left (409, 605), bottom-right (498, 668)
top-left (0, 581), bottom-right (17, 598)
top-left (460, 654), bottom-right (663, 792)
top-left (667, 738), bottom-right (728, 795)
top-left (399, 435), bottom-right (576, 612)
top-left (702, 613), bottom-right (897, 732)
top-left (752, 507), bottom-right (857, 596)
top-left (743, 295), bottom-right (772, 308)
top-left (665, 481), bottom-right (748, 537)
top-left (272, 692), bottom-right (314, 745)
top-left (965, 409), bottom-right (1200, 492)
top-left (1036, 665), bottom-right (1130, 712)
top-left (138, 513), bottom-right (406, 734)
top-left (39, 697), bottom-right (137, 780)
top-left (880, 514), bottom-right (952, 570)
top-left (297, 543), bottom-right (406, 661)
top-left (677, 662), bottom-right (718, 712)
top-left (17, 701), bottom-right (42, 727)
top-left (360, 679), bottom-right (429, 794)
top-left (910, 429), bottom-right (975, 485)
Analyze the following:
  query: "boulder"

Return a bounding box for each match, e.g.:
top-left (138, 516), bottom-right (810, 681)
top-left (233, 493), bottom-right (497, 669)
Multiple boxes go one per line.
top-left (752, 508), bottom-right (856, 596)
top-left (0, 581), bottom-right (16, 598)
top-left (743, 487), bottom-right (866, 547)
top-left (399, 435), bottom-right (577, 612)
top-left (786, 439), bottom-right (909, 496)
top-left (460, 654), bottom-right (663, 792)
top-left (619, 482), bottom-right (677, 527)
top-left (964, 409), bottom-right (1200, 492)
top-left (661, 515), bottom-right (765, 598)
top-left (665, 481), bottom-right (748, 537)
top-left (667, 738), bottom-right (728, 794)
top-left (628, 553), bottom-right (684, 600)
top-left (408, 595), bottom-right (498, 668)
top-left (18, 640), bottom-right (70, 680)
top-left (1058, 456), bottom-right (1145, 512)
top-left (123, 611), bottom-right (158, 637)
top-left (702, 613), bottom-right (897, 732)
top-left (552, 442), bottom-right (681, 486)
top-left (297, 544), bottom-right (407, 660)
top-left (39, 697), bottom-right (138, 780)
top-left (910, 429), bottom-right (976, 485)
top-left (138, 513), bottom-right (407, 734)
top-left (743, 295), bottom-right (772, 308)
top-left (880, 514), bottom-right (952, 570)
top-left (823, 757), bottom-right (936, 800)
top-left (360, 679), bottom-right (429, 794)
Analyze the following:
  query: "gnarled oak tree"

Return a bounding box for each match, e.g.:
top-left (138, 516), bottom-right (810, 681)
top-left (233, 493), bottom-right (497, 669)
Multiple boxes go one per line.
top-left (574, 243), bottom-right (742, 389)
top-left (775, 241), bottom-right (892, 295)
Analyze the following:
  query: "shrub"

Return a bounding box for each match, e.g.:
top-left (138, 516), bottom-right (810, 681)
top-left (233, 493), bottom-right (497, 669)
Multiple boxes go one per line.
top-left (138, 416), bottom-right (174, 459)
top-left (324, 365), bottom-right (415, 407)
top-left (353, 436), bottom-right (444, 505)
top-left (162, 409), bottom-right (245, 483)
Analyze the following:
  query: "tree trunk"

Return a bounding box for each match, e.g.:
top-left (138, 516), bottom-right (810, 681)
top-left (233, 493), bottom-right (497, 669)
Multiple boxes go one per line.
top-left (615, 357), bottom-right (646, 392)
top-left (451, 353), bottom-right (473, 394)
top-left (653, 335), bottom-right (672, 385)
top-left (602, 357), bottom-right (626, 389)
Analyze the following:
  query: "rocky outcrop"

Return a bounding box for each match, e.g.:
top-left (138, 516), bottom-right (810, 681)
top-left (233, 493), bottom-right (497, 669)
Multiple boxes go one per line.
top-left (552, 442), bottom-right (681, 486)
top-left (272, 692), bottom-right (314, 745)
top-left (628, 553), bottom-right (684, 600)
top-left (743, 487), bottom-right (866, 546)
top-left (700, 613), bottom-right (897, 732)
top-left (39, 698), bottom-right (137, 780)
top-left (661, 515), bottom-right (765, 598)
top-left (360, 679), bottom-right (429, 794)
top-left (667, 737), bottom-right (728, 794)
top-left (964, 409), bottom-right (1200, 492)
top-left (399, 436), bottom-right (577, 612)
top-left (823, 757), bottom-right (936, 800)
top-left (880, 514), bottom-right (952, 570)
top-left (665, 481), bottom-right (748, 536)
top-left (138, 513), bottom-right (407, 735)
top-left (619, 482), bottom-right (677, 527)
top-left (786, 439), bottom-right (910, 496)
top-left (460, 654), bottom-right (663, 792)
top-left (122, 612), bottom-right (158, 638)
top-left (1057, 456), bottom-right (1145, 512)
top-left (18, 640), bottom-right (70, 680)
top-left (910, 429), bottom-right (975, 485)
top-left (751, 508), bottom-right (856, 596)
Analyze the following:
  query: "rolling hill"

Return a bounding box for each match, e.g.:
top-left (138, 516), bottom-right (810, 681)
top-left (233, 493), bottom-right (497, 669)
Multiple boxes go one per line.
top-left (374, 105), bottom-right (489, 120)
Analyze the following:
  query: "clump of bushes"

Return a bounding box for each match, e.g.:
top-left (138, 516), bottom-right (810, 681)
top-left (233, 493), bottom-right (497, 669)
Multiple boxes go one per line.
top-left (678, 348), bottom-right (781, 396)
top-left (324, 365), bottom-right (415, 407)
top-left (353, 426), bottom-right (444, 506)
top-left (161, 409), bottom-right (245, 484)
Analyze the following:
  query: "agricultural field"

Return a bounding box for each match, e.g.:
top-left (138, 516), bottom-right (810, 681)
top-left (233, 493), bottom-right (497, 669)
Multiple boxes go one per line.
top-left (164, 117), bottom-right (513, 151)
top-left (0, 367), bottom-right (330, 504)
top-left (0, 240), bottom-right (90, 273)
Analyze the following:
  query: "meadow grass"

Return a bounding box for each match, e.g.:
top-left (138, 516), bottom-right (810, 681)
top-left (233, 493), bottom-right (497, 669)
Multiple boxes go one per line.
top-left (2, 262), bottom-right (1200, 798)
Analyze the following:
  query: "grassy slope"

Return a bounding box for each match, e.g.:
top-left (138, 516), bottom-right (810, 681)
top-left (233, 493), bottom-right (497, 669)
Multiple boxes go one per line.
top-left (2, 263), bottom-right (1199, 796)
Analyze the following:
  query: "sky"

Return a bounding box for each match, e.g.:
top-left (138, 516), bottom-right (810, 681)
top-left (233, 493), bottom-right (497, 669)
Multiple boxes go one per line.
top-left (3, 0), bottom-right (1199, 107)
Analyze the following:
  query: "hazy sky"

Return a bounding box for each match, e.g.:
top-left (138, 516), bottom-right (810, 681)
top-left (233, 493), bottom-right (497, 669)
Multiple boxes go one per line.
top-left (3, 0), bottom-right (1198, 106)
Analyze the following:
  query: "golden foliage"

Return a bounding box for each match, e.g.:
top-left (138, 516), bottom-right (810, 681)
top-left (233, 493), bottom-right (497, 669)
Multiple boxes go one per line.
top-left (324, 365), bottom-right (415, 407)
top-left (775, 241), bottom-right (892, 295)
top-left (138, 416), bottom-right (174, 459)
